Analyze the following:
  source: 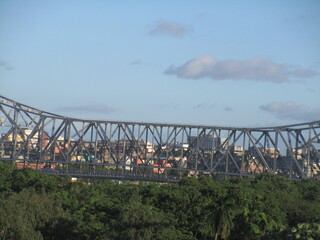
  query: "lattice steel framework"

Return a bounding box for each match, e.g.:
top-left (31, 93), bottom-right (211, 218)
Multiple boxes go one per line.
top-left (0, 95), bottom-right (320, 182)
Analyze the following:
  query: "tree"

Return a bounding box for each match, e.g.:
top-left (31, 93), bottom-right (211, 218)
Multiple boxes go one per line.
top-left (0, 188), bottom-right (65, 240)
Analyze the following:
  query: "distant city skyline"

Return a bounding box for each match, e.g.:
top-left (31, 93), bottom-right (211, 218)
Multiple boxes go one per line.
top-left (1, 0), bottom-right (319, 127)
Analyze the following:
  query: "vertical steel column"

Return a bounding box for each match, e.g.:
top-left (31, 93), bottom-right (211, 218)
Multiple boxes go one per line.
top-left (38, 116), bottom-right (45, 168)
top-left (166, 126), bottom-right (169, 164)
top-left (137, 124), bottom-right (141, 157)
top-left (12, 102), bottom-right (18, 164)
top-left (263, 131), bottom-right (267, 160)
top-left (66, 120), bottom-right (71, 162)
top-left (52, 119), bottom-right (56, 162)
top-left (151, 125), bottom-right (154, 163)
top-left (274, 131), bottom-right (278, 172)
top-left (308, 125), bottom-right (311, 177)
top-left (225, 130), bottom-right (230, 174)
top-left (295, 130), bottom-right (299, 163)
top-left (210, 128), bottom-right (215, 171)
top-left (195, 128), bottom-right (199, 173)
top-left (117, 124), bottom-right (121, 164)
top-left (241, 131), bottom-right (246, 175)
top-left (122, 124), bottom-right (127, 174)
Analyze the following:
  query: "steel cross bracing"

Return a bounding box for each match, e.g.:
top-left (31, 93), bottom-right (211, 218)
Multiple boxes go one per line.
top-left (0, 95), bottom-right (320, 182)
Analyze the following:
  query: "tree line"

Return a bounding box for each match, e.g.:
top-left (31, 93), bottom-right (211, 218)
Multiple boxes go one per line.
top-left (0, 163), bottom-right (319, 240)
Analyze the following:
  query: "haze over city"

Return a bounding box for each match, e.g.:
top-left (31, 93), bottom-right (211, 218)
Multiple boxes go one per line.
top-left (1, 0), bottom-right (319, 127)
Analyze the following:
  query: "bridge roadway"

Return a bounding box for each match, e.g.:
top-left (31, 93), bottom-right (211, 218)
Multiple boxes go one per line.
top-left (39, 168), bottom-right (182, 183)
top-left (0, 95), bottom-right (320, 182)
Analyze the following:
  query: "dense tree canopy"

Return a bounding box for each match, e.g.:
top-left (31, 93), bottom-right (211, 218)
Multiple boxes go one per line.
top-left (0, 163), bottom-right (319, 240)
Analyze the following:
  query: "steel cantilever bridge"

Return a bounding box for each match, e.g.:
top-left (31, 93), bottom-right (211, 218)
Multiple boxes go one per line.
top-left (0, 95), bottom-right (320, 182)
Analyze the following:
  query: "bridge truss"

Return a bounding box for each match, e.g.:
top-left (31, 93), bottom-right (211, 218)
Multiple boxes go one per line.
top-left (0, 95), bottom-right (320, 182)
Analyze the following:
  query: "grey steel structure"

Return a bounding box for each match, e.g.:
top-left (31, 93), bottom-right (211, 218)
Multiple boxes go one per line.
top-left (0, 95), bottom-right (319, 182)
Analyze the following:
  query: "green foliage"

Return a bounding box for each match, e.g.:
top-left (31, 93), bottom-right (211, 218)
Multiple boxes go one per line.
top-left (0, 188), bottom-right (65, 240)
top-left (0, 163), bottom-right (16, 193)
top-left (288, 223), bottom-right (320, 240)
top-left (0, 164), bottom-right (320, 240)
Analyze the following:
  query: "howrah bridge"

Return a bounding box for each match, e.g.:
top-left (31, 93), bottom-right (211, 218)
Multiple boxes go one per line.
top-left (0, 95), bottom-right (319, 182)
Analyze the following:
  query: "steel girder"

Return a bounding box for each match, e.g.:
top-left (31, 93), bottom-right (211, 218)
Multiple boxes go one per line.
top-left (0, 95), bottom-right (320, 181)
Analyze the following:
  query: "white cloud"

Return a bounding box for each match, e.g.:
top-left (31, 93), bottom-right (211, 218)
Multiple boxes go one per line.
top-left (164, 56), bottom-right (317, 83)
top-left (260, 101), bottom-right (320, 121)
top-left (291, 69), bottom-right (315, 78)
top-left (149, 19), bottom-right (193, 38)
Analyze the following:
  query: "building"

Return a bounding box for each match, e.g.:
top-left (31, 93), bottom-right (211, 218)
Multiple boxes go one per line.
top-left (187, 135), bottom-right (220, 152)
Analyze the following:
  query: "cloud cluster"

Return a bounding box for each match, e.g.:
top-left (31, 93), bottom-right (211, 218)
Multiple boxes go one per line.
top-left (0, 60), bottom-right (13, 70)
top-left (156, 103), bottom-right (179, 110)
top-left (130, 59), bottom-right (142, 65)
top-left (224, 106), bottom-right (233, 112)
top-left (149, 20), bottom-right (193, 38)
top-left (164, 56), bottom-right (317, 83)
top-left (192, 103), bottom-right (216, 110)
top-left (58, 104), bottom-right (115, 114)
top-left (260, 101), bottom-right (320, 121)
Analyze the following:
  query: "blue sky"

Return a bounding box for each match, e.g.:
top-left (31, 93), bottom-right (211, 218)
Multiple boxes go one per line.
top-left (1, 0), bottom-right (319, 127)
